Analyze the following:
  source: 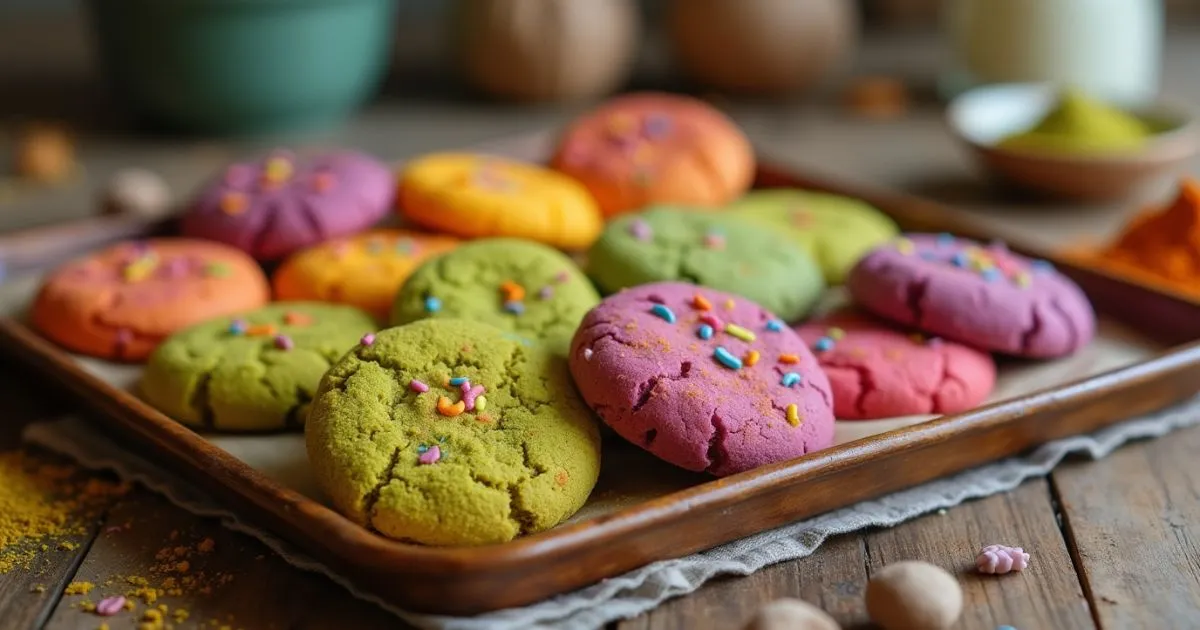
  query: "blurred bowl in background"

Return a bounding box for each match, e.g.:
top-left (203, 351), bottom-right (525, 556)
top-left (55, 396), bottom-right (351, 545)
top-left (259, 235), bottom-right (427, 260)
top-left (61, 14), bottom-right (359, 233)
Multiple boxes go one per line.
top-left (86, 0), bottom-right (397, 136)
top-left (947, 82), bottom-right (1197, 202)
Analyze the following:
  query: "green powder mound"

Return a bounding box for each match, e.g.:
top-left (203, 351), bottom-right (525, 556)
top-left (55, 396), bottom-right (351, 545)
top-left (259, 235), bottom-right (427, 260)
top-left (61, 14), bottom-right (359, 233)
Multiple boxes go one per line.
top-left (726, 189), bottom-right (899, 285)
top-left (390, 238), bottom-right (599, 355)
top-left (587, 207), bottom-right (826, 321)
top-left (999, 88), bottom-right (1152, 154)
top-left (305, 318), bottom-right (601, 546)
top-left (140, 302), bottom-right (377, 432)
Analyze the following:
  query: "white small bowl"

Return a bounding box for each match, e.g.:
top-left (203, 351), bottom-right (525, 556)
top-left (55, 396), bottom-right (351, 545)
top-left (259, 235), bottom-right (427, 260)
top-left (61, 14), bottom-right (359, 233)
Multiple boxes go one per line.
top-left (946, 83), bottom-right (1198, 202)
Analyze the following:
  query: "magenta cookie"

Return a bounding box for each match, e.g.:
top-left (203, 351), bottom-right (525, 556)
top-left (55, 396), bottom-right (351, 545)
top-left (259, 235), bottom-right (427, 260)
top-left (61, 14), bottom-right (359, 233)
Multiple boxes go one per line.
top-left (181, 149), bottom-right (394, 261)
top-left (796, 311), bottom-right (997, 420)
top-left (569, 282), bottom-right (835, 477)
top-left (846, 234), bottom-right (1096, 358)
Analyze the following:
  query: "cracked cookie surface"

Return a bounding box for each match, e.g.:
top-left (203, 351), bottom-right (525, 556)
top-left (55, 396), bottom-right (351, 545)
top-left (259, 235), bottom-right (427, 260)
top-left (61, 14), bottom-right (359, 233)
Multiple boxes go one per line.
top-left (727, 189), bottom-right (899, 285)
top-left (796, 310), bottom-right (996, 420)
top-left (587, 207), bottom-right (825, 322)
top-left (569, 282), bottom-right (834, 477)
top-left (306, 318), bottom-right (601, 546)
top-left (31, 238), bottom-right (270, 362)
top-left (847, 234), bottom-right (1096, 358)
top-left (182, 149), bottom-right (394, 261)
top-left (140, 302), bottom-right (376, 432)
top-left (391, 238), bottom-right (600, 354)
top-left (273, 228), bottom-right (460, 321)
top-left (398, 153), bottom-right (603, 250)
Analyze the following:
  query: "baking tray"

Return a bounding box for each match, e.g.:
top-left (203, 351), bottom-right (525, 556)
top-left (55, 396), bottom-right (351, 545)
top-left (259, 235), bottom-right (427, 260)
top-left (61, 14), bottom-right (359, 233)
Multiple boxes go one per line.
top-left (3, 144), bottom-right (1200, 616)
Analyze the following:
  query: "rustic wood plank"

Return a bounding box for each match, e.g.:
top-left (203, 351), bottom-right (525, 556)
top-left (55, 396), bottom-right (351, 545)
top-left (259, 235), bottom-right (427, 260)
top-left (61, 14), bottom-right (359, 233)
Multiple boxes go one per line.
top-left (1051, 423), bottom-right (1200, 629)
top-left (864, 478), bottom-right (1093, 630)
top-left (614, 534), bottom-right (869, 630)
top-left (43, 490), bottom-right (405, 630)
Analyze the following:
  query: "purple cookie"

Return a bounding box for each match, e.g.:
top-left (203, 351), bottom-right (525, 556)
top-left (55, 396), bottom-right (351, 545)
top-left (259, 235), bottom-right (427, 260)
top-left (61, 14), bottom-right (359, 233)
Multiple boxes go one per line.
top-left (181, 150), bottom-right (394, 261)
top-left (846, 233), bottom-right (1096, 358)
top-left (569, 282), bottom-right (835, 477)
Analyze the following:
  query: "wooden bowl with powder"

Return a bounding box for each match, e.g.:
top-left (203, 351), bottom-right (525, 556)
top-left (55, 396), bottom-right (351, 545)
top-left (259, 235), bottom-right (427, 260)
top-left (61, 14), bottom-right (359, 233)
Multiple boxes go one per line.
top-left (947, 83), bottom-right (1198, 202)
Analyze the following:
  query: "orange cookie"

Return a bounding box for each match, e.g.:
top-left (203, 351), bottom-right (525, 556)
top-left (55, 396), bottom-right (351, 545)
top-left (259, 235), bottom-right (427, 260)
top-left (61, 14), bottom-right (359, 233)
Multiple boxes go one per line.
top-left (272, 229), bottom-right (460, 320)
top-left (31, 239), bottom-right (270, 362)
top-left (549, 92), bottom-right (755, 217)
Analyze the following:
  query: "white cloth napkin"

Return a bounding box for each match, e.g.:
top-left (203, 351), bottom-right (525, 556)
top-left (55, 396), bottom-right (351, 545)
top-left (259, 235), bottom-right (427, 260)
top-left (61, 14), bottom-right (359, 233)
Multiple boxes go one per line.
top-left (24, 396), bottom-right (1200, 630)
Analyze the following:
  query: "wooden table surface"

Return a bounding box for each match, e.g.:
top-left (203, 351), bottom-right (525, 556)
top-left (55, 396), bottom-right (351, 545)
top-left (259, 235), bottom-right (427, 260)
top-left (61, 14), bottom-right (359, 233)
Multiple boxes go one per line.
top-left (2, 17), bottom-right (1200, 630)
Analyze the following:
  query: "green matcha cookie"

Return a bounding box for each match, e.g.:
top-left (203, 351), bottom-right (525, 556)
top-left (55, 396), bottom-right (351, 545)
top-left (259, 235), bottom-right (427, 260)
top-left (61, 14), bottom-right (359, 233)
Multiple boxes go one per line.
top-left (141, 303), bottom-right (376, 432)
top-left (305, 318), bottom-right (601, 546)
top-left (727, 189), bottom-right (899, 285)
top-left (586, 207), bottom-right (825, 322)
top-left (390, 238), bottom-right (599, 352)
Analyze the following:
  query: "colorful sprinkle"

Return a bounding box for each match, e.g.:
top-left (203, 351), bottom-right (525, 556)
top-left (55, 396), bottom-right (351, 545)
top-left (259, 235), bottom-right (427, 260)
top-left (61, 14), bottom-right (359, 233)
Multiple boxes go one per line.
top-left (366, 239), bottom-right (386, 254)
top-left (1031, 259), bottom-right (1054, 273)
top-left (360, 333), bottom-right (376, 346)
top-left (813, 337), bottom-right (834, 352)
top-left (786, 403), bottom-right (801, 427)
top-left (713, 346), bottom-right (742, 369)
top-left (583, 348), bottom-right (594, 361)
top-left (778, 353), bottom-right (799, 364)
top-left (95, 595), bottom-right (126, 616)
top-left (538, 286), bottom-right (554, 300)
top-left (642, 114), bottom-right (672, 138)
top-left (629, 219), bottom-right (653, 241)
top-left (827, 327), bottom-right (845, 340)
top-left (724, 299), bottom-right (736, 310)
top-left (311, 171), bottom-right (337, 193)
top-left (937, 232), bottom-right (955, 246)
top-left (895, 237), bottom-right (915, 254)
top-left (475, 396), bottom-right (488, 412)
top-left (463, 385), bottom-right (485, 411)
top-left (500, 280), bottom-right (526, 302)
top-left (920, 251), bottom-right (939, 261)
top-left (908, 333), bottom-right (926, 344)
top-left (409, 379), bottom-right (429, 393)
top-left (504, 301), bottom-right (525, 315)
top-left (700, 313), bottom-right (724, 329)
top-left (781, 372), bottom-right (801, 388)
top-left (219, 192), bottom-right (247, 216)
top-left (229, 319), bottom-right (247, 335)
top-left (436, 396), bottom-right (465, 417)
top-left (246, 324), bottom-right (277, 337)
top-left (765, 320), bottom-right (784, 332)
top-left (418, 444), bottom-right (442, 465)
top-left (554, 270), bottom-right (570, 283)
top-left (449, 376), bottom-right (469, 386)
top-left (417, 444), bottom-right (428, 453)
top-left (981, 268), bottom-right (1002, 282)
top-left (703, 232), bottom-right (726, 250)
top-left (395, 238), bottom-right (416, 255)
top-left (698, 324), bottom-right (714, 340)
top-left (725, 323), bottom-right (756, 342)
top-left (204, 262), bottom-right (231, 278)
top-left (951, 252), bottom-right (969, 268)
top-left (122, 256), bottom-right (158, 283)
top-left (273, 334), bottom-right (294, 351)
top-left (284, 311), bottom-right (313, 326)
top-left (744, 350), bottom-right (760, 366)
top-left (1013, 272), bottom-right (1032, 288)
top-left (114, 328), bottom-right (132, 345)
top-left (424, 296), bottom-right (442, 313)
top-left (650, 304), bottom-right (677, 323)
top-left (261, 156), bottom-right (294, 184)
top-left (692, 294), bottom-right (712, 311)
top-left (928, 337), bottom-right (944, 348)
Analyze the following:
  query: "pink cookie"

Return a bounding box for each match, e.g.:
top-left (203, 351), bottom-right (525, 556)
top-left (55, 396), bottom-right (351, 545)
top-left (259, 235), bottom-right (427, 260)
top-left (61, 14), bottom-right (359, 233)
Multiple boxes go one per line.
top-left (569, 282), bottom-right (835, 477)
top-left (796, 311), bottom-right (997, 420)
top-left (847, 234), bottom-right (1095, 358)
top-left (181, 149), bottom-right (394, 261)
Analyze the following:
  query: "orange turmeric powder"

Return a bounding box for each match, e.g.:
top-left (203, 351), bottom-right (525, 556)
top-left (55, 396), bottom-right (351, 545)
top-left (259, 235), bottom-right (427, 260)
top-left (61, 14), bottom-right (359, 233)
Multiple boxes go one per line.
top-left (1086, 178), bottom-right (1200, 296)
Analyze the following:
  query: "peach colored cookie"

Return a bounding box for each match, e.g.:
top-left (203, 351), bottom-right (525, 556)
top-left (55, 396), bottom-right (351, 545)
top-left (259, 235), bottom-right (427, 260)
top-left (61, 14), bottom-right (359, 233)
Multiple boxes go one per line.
top-left (549, 92), bottom-right (755, 217)
top-left (795, 311), bottom-right (997, 420)
top-left (31, 239), bottom-right (270, 362)
top-left (272, 229), bottom-right (460, 321)
top-left (399, 153), bottom-right (603, 250)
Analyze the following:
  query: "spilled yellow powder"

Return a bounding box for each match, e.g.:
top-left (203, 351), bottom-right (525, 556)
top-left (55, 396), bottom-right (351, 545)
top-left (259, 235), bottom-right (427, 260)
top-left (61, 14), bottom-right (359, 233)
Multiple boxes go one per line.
top-left (0, 451), bottom-right (126, 573)
top-left (65, 581), bottom-right (94, 595)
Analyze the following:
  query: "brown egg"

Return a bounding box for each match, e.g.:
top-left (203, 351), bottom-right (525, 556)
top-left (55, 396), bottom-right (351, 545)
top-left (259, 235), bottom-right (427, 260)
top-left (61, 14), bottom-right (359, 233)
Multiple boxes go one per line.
top-left (667, 0), bottom-right (859, 96)
top-left (865, 561), bottom-right (964, 630)
top-left (14, 123), bottom-right (75, 183)
top-left (745, 598), bottom-right (842, 630)
top-left (455, 0), bottom-right (641, 103)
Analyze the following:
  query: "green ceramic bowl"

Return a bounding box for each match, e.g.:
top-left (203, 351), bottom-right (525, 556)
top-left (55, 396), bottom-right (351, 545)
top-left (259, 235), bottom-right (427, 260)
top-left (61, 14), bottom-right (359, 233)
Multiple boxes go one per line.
top-left (86, 0), bottom-right (397, 136)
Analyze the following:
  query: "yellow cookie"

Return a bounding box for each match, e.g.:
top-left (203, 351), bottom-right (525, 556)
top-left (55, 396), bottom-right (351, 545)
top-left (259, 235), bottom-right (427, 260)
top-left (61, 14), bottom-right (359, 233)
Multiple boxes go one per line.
top-left (398, 152), bottom-right (604, 250)
top-left (272, 229), bottom-right (460, 320)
